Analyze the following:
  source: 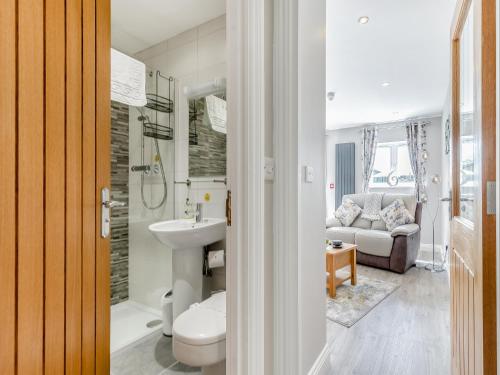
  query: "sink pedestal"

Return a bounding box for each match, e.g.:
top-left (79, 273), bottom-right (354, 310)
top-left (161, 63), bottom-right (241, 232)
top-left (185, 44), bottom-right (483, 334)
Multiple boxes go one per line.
top-left (148, 218), bottom-right (226, 320)
top-left (172, 246), bottom-right (204, 319)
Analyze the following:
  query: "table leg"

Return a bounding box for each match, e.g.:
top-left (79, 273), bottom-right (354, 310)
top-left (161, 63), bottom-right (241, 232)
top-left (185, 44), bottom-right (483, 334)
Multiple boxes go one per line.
top-left (351, 249), bottom-right (357, 286)
top-left (330, 254), bottom-right (336, 298)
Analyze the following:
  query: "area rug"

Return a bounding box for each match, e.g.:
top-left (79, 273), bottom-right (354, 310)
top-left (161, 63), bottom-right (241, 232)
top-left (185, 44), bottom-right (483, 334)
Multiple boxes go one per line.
top-left (326, 275), bottom-right (399, 327)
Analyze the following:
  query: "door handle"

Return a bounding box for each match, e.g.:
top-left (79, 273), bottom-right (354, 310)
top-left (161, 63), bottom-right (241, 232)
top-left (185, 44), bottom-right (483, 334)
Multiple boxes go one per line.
top-left (101, 187), bottom-right (126, 238)
top-left (103, 200), bottom-right (126, 209)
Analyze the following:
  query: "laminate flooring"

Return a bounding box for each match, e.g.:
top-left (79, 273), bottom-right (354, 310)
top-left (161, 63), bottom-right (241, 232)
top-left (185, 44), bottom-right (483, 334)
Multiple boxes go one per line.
top-left (326, 265), bottom-right (450, 375)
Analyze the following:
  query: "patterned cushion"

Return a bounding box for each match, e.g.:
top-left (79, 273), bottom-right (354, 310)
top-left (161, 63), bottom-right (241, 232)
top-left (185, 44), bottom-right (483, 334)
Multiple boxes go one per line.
top-left (335, 199), bottom-right (362, 227)
top-left (380, 199), bottom-right (415, 231)
top-left (361, 193), bottom-right (383, 221)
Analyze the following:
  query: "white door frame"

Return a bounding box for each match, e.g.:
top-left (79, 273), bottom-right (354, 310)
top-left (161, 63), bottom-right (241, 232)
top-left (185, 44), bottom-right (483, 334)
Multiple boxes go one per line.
top-left (226, 0), bottom-right (267, 374)
top-left (273, 0), bottom-right (328, 374)
top-left (273, 0), bottom-right (300, 372)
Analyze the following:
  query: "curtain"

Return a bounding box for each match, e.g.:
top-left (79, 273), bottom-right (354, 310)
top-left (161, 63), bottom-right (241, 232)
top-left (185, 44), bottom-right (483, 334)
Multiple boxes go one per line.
top-left (406, 121), bottom-right (428, 201)
top-left (361, 127), bottom-right (378, 193)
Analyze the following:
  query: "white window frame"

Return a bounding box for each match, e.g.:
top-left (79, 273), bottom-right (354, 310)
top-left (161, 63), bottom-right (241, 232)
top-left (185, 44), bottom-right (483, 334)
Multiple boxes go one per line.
top-left (369, 141), bottom-right (415, 190)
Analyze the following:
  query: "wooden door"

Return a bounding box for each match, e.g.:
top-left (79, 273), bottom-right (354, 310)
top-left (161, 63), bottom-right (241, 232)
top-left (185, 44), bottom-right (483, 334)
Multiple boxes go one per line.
top-left (450, 0), bottom-right (496, 373)
top-left (0, 0), bottom-right (111, 374)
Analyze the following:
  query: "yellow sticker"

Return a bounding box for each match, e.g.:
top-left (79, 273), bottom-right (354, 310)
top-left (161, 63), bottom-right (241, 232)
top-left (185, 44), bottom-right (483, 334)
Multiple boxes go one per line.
top-left (204, 193), bottom-right (211, 202)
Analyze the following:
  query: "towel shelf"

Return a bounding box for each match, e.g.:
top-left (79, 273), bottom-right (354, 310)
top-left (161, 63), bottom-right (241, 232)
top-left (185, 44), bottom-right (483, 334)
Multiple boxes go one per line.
top-left (143, 122), bottom-right (174, 141)
top-left (145, 93), bottom-right (173, 113)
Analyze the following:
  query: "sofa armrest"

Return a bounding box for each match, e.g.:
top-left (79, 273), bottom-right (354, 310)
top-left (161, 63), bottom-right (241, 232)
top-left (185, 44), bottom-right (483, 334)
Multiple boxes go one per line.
top-left (391, 223), bottom-right (420, 237)
top-left (326, 216), bottom-right (342, 228)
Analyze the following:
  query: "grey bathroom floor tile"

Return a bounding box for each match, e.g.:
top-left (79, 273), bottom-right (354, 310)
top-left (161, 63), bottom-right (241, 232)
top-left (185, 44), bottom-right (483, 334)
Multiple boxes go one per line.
top-left (111, 331), bottom-right (200, 375)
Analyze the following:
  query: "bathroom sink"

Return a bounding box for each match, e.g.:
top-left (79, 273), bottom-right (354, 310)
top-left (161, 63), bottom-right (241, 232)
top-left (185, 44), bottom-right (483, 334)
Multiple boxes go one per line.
top-left (149, 217), bottom-right (227, 320)
top-left (149, 218), bottom-right (226, 249)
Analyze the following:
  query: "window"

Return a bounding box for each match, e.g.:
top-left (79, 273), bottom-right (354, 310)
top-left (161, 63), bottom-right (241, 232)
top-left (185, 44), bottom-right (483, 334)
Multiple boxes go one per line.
top-left (370, 141), bottom-right (414, 188)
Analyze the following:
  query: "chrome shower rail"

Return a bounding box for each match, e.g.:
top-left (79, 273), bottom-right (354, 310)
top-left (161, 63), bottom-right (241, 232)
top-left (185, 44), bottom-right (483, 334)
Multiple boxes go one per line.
top-left (174, 178), bottom-right (227, 187)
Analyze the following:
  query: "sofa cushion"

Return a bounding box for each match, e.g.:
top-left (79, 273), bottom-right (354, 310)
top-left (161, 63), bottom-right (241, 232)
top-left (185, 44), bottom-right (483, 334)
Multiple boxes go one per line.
top-left (351, 216), bottom-right (372, 230)
top-left (335, 199), bottom-right (361, 227)
top-left (371, 219), bottom-right (388, 231)
top-left (391, 223), bottom-right (420, 237)
top-left (382, 194), bottom-right (417, 217)
top-left (380, 199), bottom-right (415, 231)
top-left (361, 193), bottom-right (383, 221)
top-left (355, 229), bottom-right (394, 258)
top-left (342, 194), bottom-right (366, 209)
top-left (326, 216), bottom-right (342, 228)
top-left (326, 227), bottom-right (362, 244)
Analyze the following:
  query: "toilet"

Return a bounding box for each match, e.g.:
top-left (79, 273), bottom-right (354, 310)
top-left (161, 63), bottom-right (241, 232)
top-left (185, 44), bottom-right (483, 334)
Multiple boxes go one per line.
top-left (172, 291), bottom-right (226, 375)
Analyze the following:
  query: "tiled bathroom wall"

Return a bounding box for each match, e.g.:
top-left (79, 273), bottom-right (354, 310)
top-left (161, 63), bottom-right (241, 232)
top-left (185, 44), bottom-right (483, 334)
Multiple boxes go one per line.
top-left (189, 98), bottom-right (227, 177)
top-left (135, 15), bottom-right (228, 294)
top-left (110, 100), bottom-right (130, 305)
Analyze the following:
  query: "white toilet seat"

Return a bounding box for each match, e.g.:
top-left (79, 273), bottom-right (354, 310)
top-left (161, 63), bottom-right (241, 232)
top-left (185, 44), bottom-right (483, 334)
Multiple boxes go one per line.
top-left (172, 291), bottom-right (226, 368)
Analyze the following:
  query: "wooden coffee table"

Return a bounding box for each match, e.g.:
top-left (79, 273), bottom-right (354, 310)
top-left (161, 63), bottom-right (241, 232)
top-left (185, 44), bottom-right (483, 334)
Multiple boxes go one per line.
top-left (326, 243), bottom-right (357, 298)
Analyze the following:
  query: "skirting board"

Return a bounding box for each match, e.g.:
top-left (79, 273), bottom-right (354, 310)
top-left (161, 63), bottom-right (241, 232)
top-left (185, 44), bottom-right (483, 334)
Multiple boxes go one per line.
top-left (307, 342), bottom-right (333, 375)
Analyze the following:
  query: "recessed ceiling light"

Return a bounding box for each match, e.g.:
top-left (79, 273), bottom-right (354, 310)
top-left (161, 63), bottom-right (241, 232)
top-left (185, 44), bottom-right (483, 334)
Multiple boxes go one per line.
top-left (358, 16), bottom-right (370, 24)
top-left (381, 82), bottom-right (391, 87)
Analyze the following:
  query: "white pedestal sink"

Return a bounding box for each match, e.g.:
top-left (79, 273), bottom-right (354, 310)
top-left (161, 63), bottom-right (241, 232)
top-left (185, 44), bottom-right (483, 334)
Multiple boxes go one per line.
top-left (148, 218), bottom-right (226, 319)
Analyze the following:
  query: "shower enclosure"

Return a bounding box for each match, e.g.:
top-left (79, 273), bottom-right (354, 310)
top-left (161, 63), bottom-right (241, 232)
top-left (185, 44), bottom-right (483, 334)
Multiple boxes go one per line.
top-left (110, 69), bottom-right (176, 353)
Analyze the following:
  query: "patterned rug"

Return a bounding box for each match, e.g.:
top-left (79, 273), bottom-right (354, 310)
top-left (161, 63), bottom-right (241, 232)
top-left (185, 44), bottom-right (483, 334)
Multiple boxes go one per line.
top-left (326, 275), bottom-right (399, 327)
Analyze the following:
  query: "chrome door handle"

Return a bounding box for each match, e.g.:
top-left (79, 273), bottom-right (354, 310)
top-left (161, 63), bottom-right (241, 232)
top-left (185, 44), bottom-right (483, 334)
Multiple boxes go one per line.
top-left (103, 200), bottom-right (126, 209)
top-left (101, 187), bottom-right (126, 238)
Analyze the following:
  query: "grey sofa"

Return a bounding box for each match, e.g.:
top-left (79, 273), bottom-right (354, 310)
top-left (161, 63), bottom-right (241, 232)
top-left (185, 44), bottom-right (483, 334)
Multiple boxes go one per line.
top-left (326, 193), bottom-right (422, 274)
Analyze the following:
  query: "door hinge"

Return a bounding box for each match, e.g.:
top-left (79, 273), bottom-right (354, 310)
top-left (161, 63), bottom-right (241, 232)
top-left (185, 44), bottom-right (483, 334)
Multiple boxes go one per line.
top-left (226, 190), bottom-right (232, 226)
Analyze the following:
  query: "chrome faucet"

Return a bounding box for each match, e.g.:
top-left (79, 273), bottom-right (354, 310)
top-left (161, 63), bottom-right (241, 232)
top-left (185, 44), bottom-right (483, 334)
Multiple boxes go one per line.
top-left (195, 203), bottom-right (204, 223)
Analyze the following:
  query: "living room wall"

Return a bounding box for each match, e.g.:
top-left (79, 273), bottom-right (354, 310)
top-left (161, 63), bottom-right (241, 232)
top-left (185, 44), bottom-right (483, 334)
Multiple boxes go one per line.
top-left (325, 115), bottom-right (444, 246)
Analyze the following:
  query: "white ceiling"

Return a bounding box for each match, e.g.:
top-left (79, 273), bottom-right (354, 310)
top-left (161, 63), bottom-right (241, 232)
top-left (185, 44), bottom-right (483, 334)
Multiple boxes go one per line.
top-left (111, 0), bottom-right (225, 55)
top-left (326, 0), bottom-right (456, 130)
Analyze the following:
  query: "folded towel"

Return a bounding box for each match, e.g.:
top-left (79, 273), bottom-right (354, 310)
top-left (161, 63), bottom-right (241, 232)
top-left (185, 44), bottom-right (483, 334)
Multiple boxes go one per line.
top-left (205, 94), bottom-right (227, 134)
top-left (111, 48), bottom-right (147, 107)
top-left (361, 193), bottom-right (383, 221)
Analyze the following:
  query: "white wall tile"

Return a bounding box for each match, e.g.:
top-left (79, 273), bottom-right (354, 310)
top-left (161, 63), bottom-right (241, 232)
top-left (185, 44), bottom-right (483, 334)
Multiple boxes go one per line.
top-left (128, 15), bottom-right (227, 310)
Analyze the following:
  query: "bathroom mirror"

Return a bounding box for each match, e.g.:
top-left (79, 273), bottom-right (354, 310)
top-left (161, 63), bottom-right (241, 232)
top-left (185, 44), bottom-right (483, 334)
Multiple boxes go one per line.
top-left (188, 92), bottom-right (227, 177)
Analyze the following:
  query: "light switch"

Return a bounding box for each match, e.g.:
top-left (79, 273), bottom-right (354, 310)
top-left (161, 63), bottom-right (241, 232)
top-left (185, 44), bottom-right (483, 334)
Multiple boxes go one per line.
top-left (305, 166), bottom-right (314, 183)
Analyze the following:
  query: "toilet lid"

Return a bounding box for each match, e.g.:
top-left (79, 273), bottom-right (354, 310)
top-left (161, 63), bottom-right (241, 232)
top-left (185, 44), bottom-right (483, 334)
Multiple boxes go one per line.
top-left (173, 306), bottom-right (226, 345)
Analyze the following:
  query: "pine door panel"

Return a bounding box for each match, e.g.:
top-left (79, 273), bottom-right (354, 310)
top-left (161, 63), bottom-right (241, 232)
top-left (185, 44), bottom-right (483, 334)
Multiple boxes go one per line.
top-left (450, 0), bottom-right (496, 373)
top-left (0, 0), bottom-right (17, 373)
top-left (44, 0), bottom-right (67, 372)
top-left (0, 0), bottom-right (111, 373)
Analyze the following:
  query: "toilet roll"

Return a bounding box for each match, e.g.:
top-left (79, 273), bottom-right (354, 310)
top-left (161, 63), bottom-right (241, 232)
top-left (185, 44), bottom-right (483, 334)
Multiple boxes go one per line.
top-left (208, 250), bottom-right (225, 269)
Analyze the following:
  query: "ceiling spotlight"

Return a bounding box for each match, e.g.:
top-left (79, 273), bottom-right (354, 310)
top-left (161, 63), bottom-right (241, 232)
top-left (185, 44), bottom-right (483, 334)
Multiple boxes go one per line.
top-left (327, 91), bottom-right (336, 101)
top-left (381, 82), bottom-right (391, 87)
top-left (358, 16), bottom-right (370, 24)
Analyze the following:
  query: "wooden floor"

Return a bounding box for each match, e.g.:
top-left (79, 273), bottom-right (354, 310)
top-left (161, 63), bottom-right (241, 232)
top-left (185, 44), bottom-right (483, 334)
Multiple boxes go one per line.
top-left (327, 265), bottom-right (450, 375)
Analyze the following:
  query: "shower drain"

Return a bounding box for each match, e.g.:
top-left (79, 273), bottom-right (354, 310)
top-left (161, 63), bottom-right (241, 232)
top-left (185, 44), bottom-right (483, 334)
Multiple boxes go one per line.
top-left (146, 319), bottom-right (163, 328)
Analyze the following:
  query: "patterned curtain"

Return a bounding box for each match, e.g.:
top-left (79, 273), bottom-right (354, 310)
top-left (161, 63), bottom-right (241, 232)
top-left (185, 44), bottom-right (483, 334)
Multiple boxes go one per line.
top-left (406, 121), bottom-right (428, 201)
top-left (361, 127), bottom-right (378, 193)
